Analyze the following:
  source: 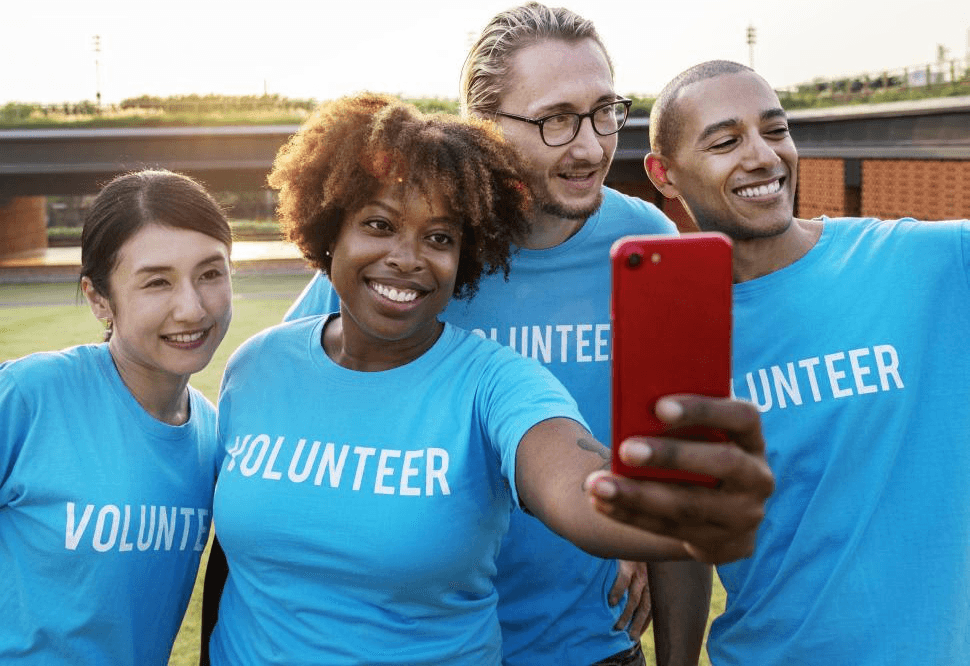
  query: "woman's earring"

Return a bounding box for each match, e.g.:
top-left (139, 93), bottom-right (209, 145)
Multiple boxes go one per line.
top-left (103, 318), bottom-right (113, 342)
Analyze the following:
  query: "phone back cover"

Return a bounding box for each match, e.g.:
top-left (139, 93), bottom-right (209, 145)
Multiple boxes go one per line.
top-left (610, 233), bottom-right (732, 485)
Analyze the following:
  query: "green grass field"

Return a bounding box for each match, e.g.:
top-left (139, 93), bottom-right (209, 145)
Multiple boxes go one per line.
top-left (0, 272), bottom-right (725, 666)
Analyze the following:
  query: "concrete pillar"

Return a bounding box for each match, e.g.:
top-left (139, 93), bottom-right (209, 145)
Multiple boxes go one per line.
top-left (0, 196), bottom-right (47, 257)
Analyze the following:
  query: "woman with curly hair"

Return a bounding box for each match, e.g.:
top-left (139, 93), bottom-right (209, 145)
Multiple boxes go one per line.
top-left (203, 94), bottom-right (726, 665)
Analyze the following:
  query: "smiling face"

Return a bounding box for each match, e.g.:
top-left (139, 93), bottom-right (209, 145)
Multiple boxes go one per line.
top-left (85, 223), bottom-right (232, 383)
top-left (657, 71), bottom-right (798, 241)
top-left (496, 38), bottom-right (617, 225)
top-left (327, 183), bottom-right (461, 369)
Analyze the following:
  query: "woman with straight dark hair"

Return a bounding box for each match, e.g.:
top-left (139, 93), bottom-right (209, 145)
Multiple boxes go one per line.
top-left (0, 169), bottom-right (233, 665)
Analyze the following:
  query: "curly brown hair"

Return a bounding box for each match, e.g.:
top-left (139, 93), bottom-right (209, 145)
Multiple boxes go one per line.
top-left (267, 93), bottom-right (532, 300)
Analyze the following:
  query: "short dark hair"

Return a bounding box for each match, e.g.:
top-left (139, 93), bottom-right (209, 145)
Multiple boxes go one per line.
top-left (267, 93), bottom-right (532, 300)
top-left (80, 169), bottom-right (232, 301)
top-left (650, 60), bottom-right (754, 156)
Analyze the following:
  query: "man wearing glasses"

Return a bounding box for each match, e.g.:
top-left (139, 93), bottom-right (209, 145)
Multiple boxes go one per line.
top-left (285, 3), bottom-right (763, 664)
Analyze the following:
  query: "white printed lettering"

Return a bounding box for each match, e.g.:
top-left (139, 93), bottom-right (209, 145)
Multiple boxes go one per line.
top-left (352, 447), bottom-right (377, 491)
top-left (65, 502), bottom-right (94, 550)
top-left (155, 507), bottom-right (177, 551)
top-left (824, 352), bottom-right (853, 399)
top-left (375, 450), bottom-right (401, 495)
top-left (576, 324), bottom-right (592, 362)
top-left (262, 436), bottom-right (285, 480)
top-left (556, 325), bottom-right (572, 363)
top-left (594, 324), bottom-right (610, 362)
top-left (848, 348), bottom-right (878, 395)
top-left (426, 448), bottom-right (450, 496)
top-left (289, 439), bottom-right (320, 482)
top-left (771, 363), bottom-right (802, 409)
top-left (194, 509), bottom-right (210, 552)
top-left (137, 505), bottom-right (156, 551)
top-left (735, 344), bottom-right (905, 414)
top-left (400, 450), bottom-right (423, 496)
top-left (92, 505), bottom-right (121, 552)
top-left (874, 345), bottom-right (905, 390)
top-left (532, 326), bottom-right (552, 364)
top-left (798, 357), bottom-right (824, 402)
top-left (314, 442), bottom-right (349, 487)
top-left (118, 505), bottom-right (134, 552)
top-left (179, 508), bottom-right (195, 550)
top-left (240, 434), bottom-right (271, 476)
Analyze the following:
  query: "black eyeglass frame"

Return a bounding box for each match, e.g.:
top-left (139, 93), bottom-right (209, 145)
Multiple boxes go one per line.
top-left (493, 98), bottom-right (633, 147)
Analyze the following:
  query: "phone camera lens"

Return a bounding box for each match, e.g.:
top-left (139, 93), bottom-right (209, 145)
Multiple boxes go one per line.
top-left (627, 252), bottom-right (643, 268)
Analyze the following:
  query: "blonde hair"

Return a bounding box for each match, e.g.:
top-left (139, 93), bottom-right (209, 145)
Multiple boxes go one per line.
top-left (460, 2), bottom-right (613, 117)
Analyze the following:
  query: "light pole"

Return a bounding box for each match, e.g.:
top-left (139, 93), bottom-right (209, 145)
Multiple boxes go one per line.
top-left (746, 25), bottom-right (756, 69)
top-left (92, 35), bottom-right (102, 109)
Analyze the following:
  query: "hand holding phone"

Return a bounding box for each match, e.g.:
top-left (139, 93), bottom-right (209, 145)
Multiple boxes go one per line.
top-left (610, 233), bottom-right (732, 487)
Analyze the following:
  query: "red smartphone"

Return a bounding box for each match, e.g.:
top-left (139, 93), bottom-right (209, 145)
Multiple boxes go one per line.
top-left (610, 233), bottom-right (732, 487)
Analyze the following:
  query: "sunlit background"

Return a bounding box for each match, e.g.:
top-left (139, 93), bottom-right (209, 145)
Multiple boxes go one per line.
top-left (3, 0), bottom-right (968, 104)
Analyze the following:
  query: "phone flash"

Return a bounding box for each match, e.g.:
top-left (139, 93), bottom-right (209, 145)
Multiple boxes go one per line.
top-left (651, 252), bottom-right (661, 264)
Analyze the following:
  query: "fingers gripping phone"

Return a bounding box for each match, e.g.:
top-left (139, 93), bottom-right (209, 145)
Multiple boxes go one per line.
top-left (610, 233), bottom-right (732, 487)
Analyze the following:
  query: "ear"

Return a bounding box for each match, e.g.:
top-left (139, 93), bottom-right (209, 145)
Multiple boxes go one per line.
top-left (81, 277), bottom-right (114, 322)
top-left (645, 153), bottom-right (681, 199)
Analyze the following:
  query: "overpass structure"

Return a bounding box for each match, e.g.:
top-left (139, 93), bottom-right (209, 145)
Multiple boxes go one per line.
top-left (2, 95), bottom-right (970, 256)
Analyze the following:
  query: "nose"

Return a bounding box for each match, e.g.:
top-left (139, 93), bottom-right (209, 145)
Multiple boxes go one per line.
top-left (742, 133), bottom-right (782, 171)
top-left (172, 280), bottom-right (207, 323)
top-left (567, 116), bottom-right (606, 164)
top-left (384, 234), bottom-right (424, 273)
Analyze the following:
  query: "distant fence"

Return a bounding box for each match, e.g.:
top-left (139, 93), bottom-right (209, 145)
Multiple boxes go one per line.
top-left (784, 57), bottom-right (970, 102)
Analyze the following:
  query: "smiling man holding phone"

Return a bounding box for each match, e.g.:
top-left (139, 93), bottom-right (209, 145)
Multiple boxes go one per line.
top-left (646, 59), bottom-right (970, 665)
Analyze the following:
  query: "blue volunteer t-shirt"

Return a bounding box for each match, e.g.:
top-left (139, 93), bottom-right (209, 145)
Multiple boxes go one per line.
top-left (710, 218), bottom-right (970, 665)
top-left (0, 344), bottom-right (219, 665)
top-left (283, 187), bottom-right (677, 664)
top-left (209, 317), bottom-right (587, 665)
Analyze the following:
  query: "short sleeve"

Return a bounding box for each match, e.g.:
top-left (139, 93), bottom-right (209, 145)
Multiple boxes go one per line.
top-left (475, 349), bottom-right (588, 504)
top-left (284, 271), bottom-right (340, 321)
top-left (0, 366), bottom-right (31, 506)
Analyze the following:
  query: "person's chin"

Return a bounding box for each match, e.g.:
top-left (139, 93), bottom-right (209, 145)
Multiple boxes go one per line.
top-left (539, 190), bottom-right (604, 222)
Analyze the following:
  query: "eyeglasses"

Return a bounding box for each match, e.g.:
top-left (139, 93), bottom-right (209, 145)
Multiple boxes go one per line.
top-left (494, 99), bottom-right (632, 147)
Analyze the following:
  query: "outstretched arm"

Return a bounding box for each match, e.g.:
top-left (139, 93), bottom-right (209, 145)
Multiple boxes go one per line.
top-left (516, 395), bottom-right (773, 564)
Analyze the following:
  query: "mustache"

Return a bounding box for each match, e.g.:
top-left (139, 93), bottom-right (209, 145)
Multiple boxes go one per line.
top-left (555, 155), bottom-right (611, 172)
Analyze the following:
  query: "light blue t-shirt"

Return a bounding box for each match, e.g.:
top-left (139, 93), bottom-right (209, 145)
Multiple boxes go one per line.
top-left (709, 218), bottom-right (970, 665)
top-left (283, 187), bottom-right (677, 663)
top-left (209, 317), bottom-right (587, 665)
top-left (0, 343), bottom-right (219, 665)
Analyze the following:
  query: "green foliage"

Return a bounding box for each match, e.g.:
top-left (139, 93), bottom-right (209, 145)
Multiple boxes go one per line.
top-left (626, 95), bottom-right (654, 119)
top-left (46, 220), bottom-right (283, 246)
top-left (119, 93), bottom-right (317, 114)
top-left (1, 102), bottom-right (37, 122)
top-left (404, 97), bottom-right (459, 114)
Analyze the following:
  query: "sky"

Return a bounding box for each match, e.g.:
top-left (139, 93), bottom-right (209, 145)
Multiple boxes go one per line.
top-left (2, 0), bottom-right (968, 105)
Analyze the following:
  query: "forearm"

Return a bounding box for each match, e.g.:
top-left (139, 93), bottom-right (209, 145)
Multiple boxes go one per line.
top-left (198, 535), bottom-right (228, 666)
top-left (649, 560), bottom-right (712, 666)
top-left (516, 418), bottom-right (689, 561)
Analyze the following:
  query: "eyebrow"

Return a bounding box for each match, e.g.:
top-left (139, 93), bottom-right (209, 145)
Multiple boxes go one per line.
top-left (133, 253), bottom-right (228, 275)
top-left (533, 94), bottom-right (619, 117)
top-left (697, 107), bottom-right (787, 143)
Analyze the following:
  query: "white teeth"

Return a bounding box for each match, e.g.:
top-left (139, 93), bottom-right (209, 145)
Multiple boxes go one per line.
top-left (372, 282), bottom-right (420, 303)
top-left (166, 331), bottom-right (205, 343)
top-left (736, 180), bottom-right (782, 198)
